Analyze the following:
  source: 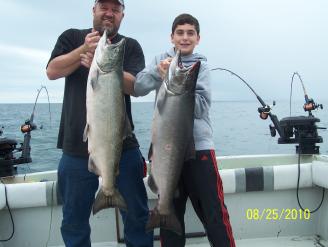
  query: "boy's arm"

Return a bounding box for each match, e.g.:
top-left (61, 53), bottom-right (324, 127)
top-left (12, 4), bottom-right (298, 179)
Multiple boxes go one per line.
top-left (133, 56), bottom-right (163, 97)
top-left (195, 63), bottom-right (211, 119)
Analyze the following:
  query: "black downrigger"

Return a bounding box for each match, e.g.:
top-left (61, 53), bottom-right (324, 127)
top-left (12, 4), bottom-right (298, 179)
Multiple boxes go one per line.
top-left (257, 72), bottom-right (325, 154)
top-left (212, 68), bottom-right (325, 154)
top-left (258, 95), bottom-right (324, 154)
top-left (0, 119), bottom-right (36, 177)
top-left (0, 86), bottom-right (51, 177)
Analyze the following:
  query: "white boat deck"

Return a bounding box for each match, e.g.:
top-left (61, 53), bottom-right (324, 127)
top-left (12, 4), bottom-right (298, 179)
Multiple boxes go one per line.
top-left (1, 155), bottom-right (327, 247)
top-left (89, 235), bottom-right (327, 247)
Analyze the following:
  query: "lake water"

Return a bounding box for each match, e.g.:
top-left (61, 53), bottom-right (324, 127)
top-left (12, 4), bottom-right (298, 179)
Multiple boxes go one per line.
top-left (0, 101), bottom-right (327, 173)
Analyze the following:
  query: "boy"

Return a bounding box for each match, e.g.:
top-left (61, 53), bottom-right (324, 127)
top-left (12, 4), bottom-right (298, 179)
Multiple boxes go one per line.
top-left (128, 13), bottom-right (236, 247)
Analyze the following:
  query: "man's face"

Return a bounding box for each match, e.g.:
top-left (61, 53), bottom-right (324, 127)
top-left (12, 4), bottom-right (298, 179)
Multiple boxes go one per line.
top-left (171, 24), bottom-right (200, 56)
top-left (93, 0), bottom-right (124, 38)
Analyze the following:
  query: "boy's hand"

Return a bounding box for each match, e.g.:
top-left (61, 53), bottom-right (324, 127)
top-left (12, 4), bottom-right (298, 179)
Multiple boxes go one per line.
top-left (158, 57), bottom-right (172, 80)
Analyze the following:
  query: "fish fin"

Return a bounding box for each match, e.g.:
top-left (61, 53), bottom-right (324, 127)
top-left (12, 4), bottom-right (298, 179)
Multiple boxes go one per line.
top-left (145, 207), bottom-right (182, 235)
top-left (147, 172), bottom-right (158, 194)
top-left (147, 150), bottom-right (158, 194)
top-left (93, 188), bottom-right (127, 215)
top-left (83, 124), bottom-right (89, 142)
top-left (88, 156), bottom-right (100, 176)
top-left (90, 71), bottom-right (99, 90)
top-left (114, 163), bottom-right (120, 176)
top-left (156, 91), bottom-right (166, 114)
top-left (156, 83), bottom-right (168, 114)
top-left (147, 142), bottom-right (153, 161)
top-left (145, 208), bottom-right (160, 232)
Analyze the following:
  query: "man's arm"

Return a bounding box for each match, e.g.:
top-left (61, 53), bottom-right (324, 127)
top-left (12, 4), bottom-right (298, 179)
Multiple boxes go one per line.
top-left (47, 45), bottom-right (85, 80)
top-left (47, 30), bottom-right (100, 80)
top-left (121, 38), bottom-right (151, 96)
top-left (123, 72), bottom-right (137, 95)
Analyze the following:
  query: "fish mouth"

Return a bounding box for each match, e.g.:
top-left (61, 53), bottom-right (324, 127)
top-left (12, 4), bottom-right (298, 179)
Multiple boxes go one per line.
top-left (176, 50), bottom-right (183, 69)
top-left (105, 30), bottom-right (111, 41)
top-left (102, 29), bottom-right (114, 45)
top-left (190, 61), bottom-right (201, 72)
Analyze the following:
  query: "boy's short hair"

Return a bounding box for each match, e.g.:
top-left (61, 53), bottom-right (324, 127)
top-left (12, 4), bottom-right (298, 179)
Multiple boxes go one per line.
top-left (172, 13), bottom-right (200, 35)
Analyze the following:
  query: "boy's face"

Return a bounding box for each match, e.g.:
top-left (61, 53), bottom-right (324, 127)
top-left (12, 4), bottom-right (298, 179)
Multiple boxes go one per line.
top-left (171, 24), bottom-right (200, 56)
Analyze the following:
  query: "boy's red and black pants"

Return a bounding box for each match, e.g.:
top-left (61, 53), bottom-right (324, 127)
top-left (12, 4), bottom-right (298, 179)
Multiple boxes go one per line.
top-left (160, 150), bottom-right (236, 247)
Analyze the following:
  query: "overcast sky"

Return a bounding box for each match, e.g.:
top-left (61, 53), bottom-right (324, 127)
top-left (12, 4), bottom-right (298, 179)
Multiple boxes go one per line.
top-left (0, 0), bottom-right (327, 103)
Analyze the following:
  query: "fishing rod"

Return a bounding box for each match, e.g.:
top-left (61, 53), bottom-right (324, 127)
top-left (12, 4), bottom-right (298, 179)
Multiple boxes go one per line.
top-left (20, 86), bottom-right (52, 162)
top-left (211, 67), bottom-right (284, 137)
top-left (0, 85), bottom-right (51, 177)
top-left (289, 72), bottom-right (323, 116)
top-left (210, 67), bottom-right (324, 154)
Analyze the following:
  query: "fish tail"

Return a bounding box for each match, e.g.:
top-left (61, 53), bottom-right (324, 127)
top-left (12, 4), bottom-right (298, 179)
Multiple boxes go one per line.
top-left (147, 173), bottom-right (158, 194)
top-left (145, 208), bottom-right (182, 235)
top-left (93, 188), bottom-right (127, 215)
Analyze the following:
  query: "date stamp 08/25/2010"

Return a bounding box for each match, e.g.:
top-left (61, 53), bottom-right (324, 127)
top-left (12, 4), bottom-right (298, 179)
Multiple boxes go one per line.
top-left (246, 208), bottom-right (311, 221)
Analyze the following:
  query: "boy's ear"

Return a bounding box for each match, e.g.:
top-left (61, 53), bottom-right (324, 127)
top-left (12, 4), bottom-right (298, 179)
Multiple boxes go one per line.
top-left (196, 35), bottom-right (200, 45)
top-left (170, 33), bottom-right (174, 44)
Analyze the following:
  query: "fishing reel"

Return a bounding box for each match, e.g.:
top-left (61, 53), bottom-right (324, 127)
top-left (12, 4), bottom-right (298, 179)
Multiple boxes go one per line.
top-left (0, 119), bottom-right (36, 177)
top-left (21, 119), bottom-right (37, 133)
top-left (303, 96), bottom-right (323, 113)
top-left (258, 104), bottom-right (278, 138)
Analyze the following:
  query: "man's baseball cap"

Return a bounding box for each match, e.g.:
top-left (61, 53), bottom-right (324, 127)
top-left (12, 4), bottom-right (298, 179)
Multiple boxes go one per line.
top-left (95, 0), bottom-right (124, 6)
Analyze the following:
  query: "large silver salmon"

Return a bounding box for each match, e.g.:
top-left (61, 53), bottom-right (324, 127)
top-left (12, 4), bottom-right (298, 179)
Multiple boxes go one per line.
top-left (84, 31), bottom-right (129, 215)
top-left (146, 50), bottom-right (201, 234)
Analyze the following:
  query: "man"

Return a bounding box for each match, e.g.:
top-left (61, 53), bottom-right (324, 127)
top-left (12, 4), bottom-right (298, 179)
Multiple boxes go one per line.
top-left (126, 14), bottom-right (236, 247)
top-left (46, 1), bottom-right (153, 246)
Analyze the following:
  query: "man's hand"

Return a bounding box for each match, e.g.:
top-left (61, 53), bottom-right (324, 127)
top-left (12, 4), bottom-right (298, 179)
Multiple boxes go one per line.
top-left (47, 30), bottom-right (102, 79)
top-left (81, 30), bottom-right (100, 68)
top-left (83, 30), bottom-right (100, 53)
top-left (80, 52), bottom-right (94, 68)
top-left (157, 57), bottom-right (172, 80)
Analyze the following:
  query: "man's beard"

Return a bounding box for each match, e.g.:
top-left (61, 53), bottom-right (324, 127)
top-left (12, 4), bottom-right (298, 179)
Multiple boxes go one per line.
top-left (94, 20), bottom-right (119, 37)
